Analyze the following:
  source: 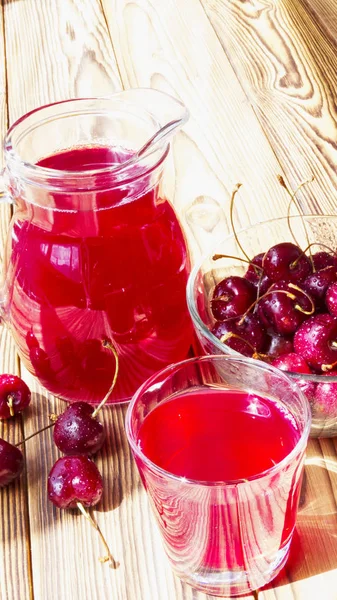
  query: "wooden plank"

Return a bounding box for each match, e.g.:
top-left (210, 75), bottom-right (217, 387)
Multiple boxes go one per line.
top-left (0, 2), bottom-right (33, 599)
top-left (5, 0), bottom-right (121, 121)
top-left (101, 0), bottom-right (307, 261)
top-left (201, 0), bottom-right (337, 217)
top-left (3, 2), bottom-right (123, 600)
top-left (259, 439), bottom-right (337, 600)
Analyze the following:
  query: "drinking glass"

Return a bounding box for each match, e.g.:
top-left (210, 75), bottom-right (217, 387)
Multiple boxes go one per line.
top-left (126, 355), bottom-right (311, 596)
top-left (0, 90), bottom-right (193, 403)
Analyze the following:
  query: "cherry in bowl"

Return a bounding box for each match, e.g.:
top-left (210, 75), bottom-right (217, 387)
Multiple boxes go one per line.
top-left (187, 214), bottom-right (337, 437)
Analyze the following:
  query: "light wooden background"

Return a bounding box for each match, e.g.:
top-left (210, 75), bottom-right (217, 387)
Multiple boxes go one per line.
top-left (1, 1), bottom-right (337, 599)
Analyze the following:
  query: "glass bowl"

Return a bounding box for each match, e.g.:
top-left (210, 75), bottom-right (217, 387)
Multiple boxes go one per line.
top-left (187, 214), bottom-right (337, 438)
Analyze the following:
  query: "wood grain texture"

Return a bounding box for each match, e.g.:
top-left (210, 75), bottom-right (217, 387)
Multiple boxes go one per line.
top-left (4, 0), bottom-right (121, 121)
top-left (0, 2), bottom-right (33, 599)
top-left (0, 0), bottom-right (337, 599)
top-left (202, 0), bottom-right (337, 217)
top-left (101, 0), bottom-right (302, 261)
top-left (259, 439), bottom-right (337, 600)
top-left (2, 2), bottom-right (123, 600)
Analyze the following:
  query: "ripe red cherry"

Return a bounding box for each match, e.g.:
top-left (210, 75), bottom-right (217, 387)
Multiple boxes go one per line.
top-left (47, 455), bottom-right (103, 509)
top-left (0, 438), bottom-right (24, 486)
top-left (271, 352), bottom-right (316, 401)
top-left (244, 253), bottom-right (271, 295)
top-left (257, 280), bottom-right (313, 336)
top-left (326, 281), bottom-right (337, 317)
top-left (53, 402), bottom-right (106, 455)
top-left (272, 352), bottom-right (311, 374)
top-left (312, 251), bottom-right (337, 271)
top-left (212, 314), bottom-right (267, 357)
top-left (314, 371), bottom-right (337, 419)
top-left (262, 242), bottom-right (312, 283)
top-left (302, 266), bottom-right (337, 310)
top-left (211, 276), bottom-right (256, 321)
top-left (264, 333), bottom-right (294, 358)
top-left (294, 313), bottom-right (337, 371)
top-left (0, 375), bottom-right (31, 419)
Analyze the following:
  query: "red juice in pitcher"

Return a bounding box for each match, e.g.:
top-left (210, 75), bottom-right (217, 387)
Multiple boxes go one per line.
top-left (7, 145), bottom-right (193, 403)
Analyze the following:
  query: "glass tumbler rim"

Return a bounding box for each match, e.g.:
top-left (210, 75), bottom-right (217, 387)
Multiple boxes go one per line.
top-left (125, 354), bottom-right (312, 488)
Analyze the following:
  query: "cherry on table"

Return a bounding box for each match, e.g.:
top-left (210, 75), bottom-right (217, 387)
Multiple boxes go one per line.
top-left (47, 455), bottom-right (117, 568)
top-left (48, 455), bottom-right (103, 509)
top-left (0, 438), bottom-right (24, 486)
top-left (53, 401), bottom-right (106, 456)
top-left (0, 375), bottom-right (31, 419)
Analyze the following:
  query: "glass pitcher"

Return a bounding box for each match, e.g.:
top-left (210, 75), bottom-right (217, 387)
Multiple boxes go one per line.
top-left (0, 90), bottom-right (193, 404)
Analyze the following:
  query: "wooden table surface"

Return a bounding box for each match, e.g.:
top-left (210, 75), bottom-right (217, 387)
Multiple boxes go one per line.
top-left (1, 1), bottom-right (337, 599)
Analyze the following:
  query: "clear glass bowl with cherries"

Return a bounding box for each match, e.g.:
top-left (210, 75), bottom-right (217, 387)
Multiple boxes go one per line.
top-left (187, 213), bottom-right (337, 437)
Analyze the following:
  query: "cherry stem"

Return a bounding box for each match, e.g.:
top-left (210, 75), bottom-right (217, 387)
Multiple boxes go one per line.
top-left (76, 501), bottom-right (119, 569)
top-left (278, 174), bottom-right (314, 262)
top-left (237, 289), bottom-right (291, 325)
top-left (212, 253), bottom-right (263, 272)
top-left (287, 283), bottom-right (315, 315)
top-left (7, 394), bottom-right (15, 417)
top-left (15, 422), bottom-right (55, 446)
top-left (219, 331), bottom-right (261, 359)
top-left (322, 359), bottom-right (337, 372)
top-left (237, 284), bottom-right (314, 326)
top-left (297, 242), bottom-right (337, 272)
top-left (91, 340), bottom-right (119, 418)
top-left (229, 183), bottom-right (255, 267)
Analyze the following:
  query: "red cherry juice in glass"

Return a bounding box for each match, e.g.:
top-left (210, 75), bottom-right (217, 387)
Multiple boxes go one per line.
top-left (9, 146), bottom-right (193, 403)
top-left (137, 387), bottom-right (302, 580)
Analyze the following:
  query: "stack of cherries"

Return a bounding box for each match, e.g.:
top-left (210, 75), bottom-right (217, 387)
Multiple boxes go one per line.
top-left (211, 242), bottom-right (337, 416)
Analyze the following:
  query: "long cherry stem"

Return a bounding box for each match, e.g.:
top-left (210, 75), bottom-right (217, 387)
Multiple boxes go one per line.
top-left (219, 331), bottom-right (264, 359)
top-left (76, 501), bottom-right (119, 569)
top-left (278, 174), bottom-right (315, 261)
top-left (288, 283), bottom-right (315, 315)
top-left (212, 253), bottom-right (263, 271)
top-left (229, 183), bottom-right (254, 263)
top-left (237, 285), bottom-right (314, 326)
top-left (15, 339), bottom-right (119, 446)
top-left (92, 340), bottom-right (119, 418)
top-left (15, 420), bottom-right (56, 446)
